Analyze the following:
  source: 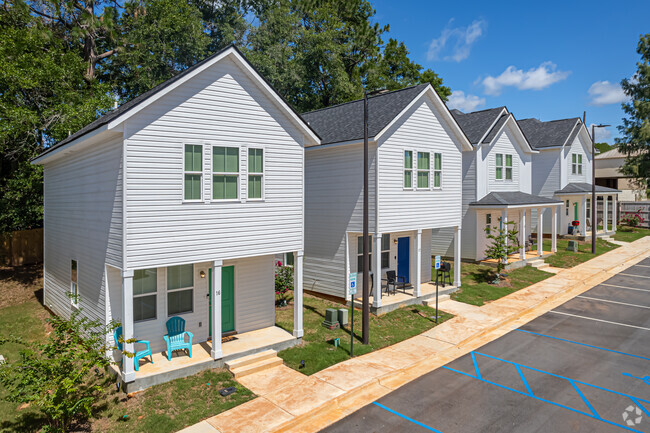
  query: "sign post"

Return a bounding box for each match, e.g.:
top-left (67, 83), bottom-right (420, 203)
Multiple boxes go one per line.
top-left (348, 272), bottom-right (357, 357)
top-left (434, 256), bottom-right (441, 323)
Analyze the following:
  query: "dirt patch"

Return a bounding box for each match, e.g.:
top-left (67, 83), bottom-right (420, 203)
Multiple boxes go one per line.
top-left (0, 263), bottom-right (43, 309)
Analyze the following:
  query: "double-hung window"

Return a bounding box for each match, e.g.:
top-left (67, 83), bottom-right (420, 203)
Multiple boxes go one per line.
top-left (213, 146), bottom-right (239, 200)
top-left (357, 235), bottom-right (373, 272)
top-left (167, 264), bottom-right (194, 316)
top-left (404, 151), bottom-right (413, 188)
top-left (572, 154), bottom-right (583, 175)
top-left (248, 148), bottom-right (264, 199)
top-left (381, 234), bottom-right (390, 268)
top-left (184, 144), bottom-right (203, 201)
top-left (417, 152), bottom-right (430, 189)
top-left (433, 153), bottom-right (442, 188)
top-left (486, 213), bottom-right (492, 234)
top-left (134, 268), bottom-right (157, 322)
top-left (71, 260), bottom-right (79, 306)
top-left (505, 154), bottom-right (513, 180)
top-left (496, 154), bottom-right (503, 180)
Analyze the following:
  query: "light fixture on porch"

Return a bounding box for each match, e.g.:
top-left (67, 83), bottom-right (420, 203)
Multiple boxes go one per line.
top-left (200, 270), bottom-right (206, 279)
top-left (393, 238), bottom-right (398, 245)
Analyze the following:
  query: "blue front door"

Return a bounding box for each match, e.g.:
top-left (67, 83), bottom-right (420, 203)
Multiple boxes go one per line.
top-left (397, 237), bottom-right (410, 283)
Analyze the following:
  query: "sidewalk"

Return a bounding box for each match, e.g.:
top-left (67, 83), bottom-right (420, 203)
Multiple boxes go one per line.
top-left (180, 237), bottom-right (650, 433)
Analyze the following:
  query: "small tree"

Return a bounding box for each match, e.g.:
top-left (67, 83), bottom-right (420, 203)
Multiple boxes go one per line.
top-left (0, 308), bottom-right (118, 432)
top-left (275, 261), bottom-right (294, 306)
top-left (484, 219), bottom-right (520, 276)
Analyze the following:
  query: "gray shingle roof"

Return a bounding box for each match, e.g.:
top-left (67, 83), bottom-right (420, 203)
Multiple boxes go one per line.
top-left (301, 84), bottom-right (429, 145)
top-left (469, 191), bottom-right (562, 207)
top-left (36, 45), bottom-right (319, 161)
top-left (517, 117), bottom-right (581, 149)
top-left (555, 182), bottom-right (620, 195)
top-left (449, 107), bottom-right (505, 144)
top-left (481, 113), bottom-right (509, 144)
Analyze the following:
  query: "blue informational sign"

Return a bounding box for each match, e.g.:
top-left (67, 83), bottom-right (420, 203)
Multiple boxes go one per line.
top-left (434, 255), bottom-right (441, 270)
top-left (349, 272), bottom-right (357, 295)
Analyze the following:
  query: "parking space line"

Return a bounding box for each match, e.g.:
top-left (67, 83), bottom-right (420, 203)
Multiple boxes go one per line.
top-left (549, 311), bottom-right (650, 331)
top-left (372, 402), bottom-right (444, 432)
top-left (633, 264), bottom-right (650, 268)
top-left (515, 329), bottom-right (650, 361)
top-left (600, 283), bottom-right (650, 293)
top-left (577, 295), bottom-right (650, 309)
top-left (620, 273), bottom-right (650, 279)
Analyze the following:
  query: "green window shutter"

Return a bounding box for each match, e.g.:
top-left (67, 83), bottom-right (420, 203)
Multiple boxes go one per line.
top-left (249, 148), bottom-right (263, 173)
top-left (404, 170), bottom-right (412, 188)
top-left (213, 175), bottom-right (238, 199)
top-left (168, 264), bottom-right (194, 291)
top-left (185, 144), bottom-right (202, 172)
top-left (434, 153), bottom-right (442, 170)
top-left (418, 152), bottom-right (430, 170)
top-left (404, 151), bottom-right (412, 169)
top-left (248, 175), bottom-right (262, 199)
top-left (184, 174), bottom-right (201, 200)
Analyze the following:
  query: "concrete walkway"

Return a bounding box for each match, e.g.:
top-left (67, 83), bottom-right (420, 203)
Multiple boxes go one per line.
top-left (178, 237), bottom-right (650, 433)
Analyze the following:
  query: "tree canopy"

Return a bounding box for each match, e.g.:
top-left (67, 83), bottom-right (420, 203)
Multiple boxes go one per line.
top-left (0, 0), bottom-right (451, 232)
top-left (617, 33), bottom-right (650, 192)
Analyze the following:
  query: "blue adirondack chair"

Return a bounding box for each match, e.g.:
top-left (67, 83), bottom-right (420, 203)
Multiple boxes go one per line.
top-left (164, 317), bottom-right (193, 361)
top-left (113, 326), bottom-right (153, 372)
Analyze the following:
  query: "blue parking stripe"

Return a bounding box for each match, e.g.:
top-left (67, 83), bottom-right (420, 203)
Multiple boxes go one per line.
top-left (515, 328), bottom-right (650, 361)
top-left (373, 402), bottom-right (444, 432)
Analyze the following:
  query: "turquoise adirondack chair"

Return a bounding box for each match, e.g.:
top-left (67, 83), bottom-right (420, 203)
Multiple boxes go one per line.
top-left (114, 326), bottom-right (153, 372)
top-left (164, 317), bottom-right (193, 361)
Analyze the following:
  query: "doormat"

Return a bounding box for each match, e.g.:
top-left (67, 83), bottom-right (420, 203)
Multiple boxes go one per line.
top-left (221, 335), bottom-right (238, 343)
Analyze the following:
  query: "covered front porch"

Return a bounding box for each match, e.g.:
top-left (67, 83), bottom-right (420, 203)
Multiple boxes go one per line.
top-left (555, 183), bottom-right (621, 238)
top-left (469, 191), bottom-right (562, 265)
top-left (353, 281), bottom-right (458, 315)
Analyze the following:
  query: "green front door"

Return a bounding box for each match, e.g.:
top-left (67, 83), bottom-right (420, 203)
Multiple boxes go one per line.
top-left (208, 266), bottom-right (235, 337)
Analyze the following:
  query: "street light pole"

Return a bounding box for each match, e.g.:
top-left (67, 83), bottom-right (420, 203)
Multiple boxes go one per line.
top-left (591, 123), bottom-right (610, 254)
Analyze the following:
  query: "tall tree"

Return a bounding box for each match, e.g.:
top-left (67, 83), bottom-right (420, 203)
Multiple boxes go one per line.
top-left (617, 33), bottom-right (650, 191)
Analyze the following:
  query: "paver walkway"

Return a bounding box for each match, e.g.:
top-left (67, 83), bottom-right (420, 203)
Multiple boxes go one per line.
top-left (179, 237), bottom-right (650, 433)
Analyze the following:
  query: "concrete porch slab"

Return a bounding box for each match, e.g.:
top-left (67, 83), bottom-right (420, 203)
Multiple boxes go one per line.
top-left (352, 281), bottom-right (459, 315)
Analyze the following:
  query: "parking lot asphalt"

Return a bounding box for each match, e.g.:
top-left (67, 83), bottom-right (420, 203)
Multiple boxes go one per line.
top-left (323, 257), bottom-right (650, 433)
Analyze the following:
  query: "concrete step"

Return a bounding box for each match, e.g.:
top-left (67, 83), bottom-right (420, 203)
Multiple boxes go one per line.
top-left (228, 356), bottom-right (283, 378)
top-left (527, 259), bottom-right (549, 270)
top-left (225, 349), bottom-right (277, 370)
top-left (423, 294), bottom-right (450, 307)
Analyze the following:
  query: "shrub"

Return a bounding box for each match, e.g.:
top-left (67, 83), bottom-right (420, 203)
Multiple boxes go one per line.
top-left (275, 261), bottom-right (294, 306)
top-left (0, 309), bottom-right (117, 432)
top-left (620, 209), bottom-right (645, 227)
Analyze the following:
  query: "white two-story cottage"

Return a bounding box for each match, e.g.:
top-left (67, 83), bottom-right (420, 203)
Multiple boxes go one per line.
top-left (33, 46), bottom-right (320, 390)
top-left (301, 85), bottom-right (472, 314)
top-left (519, 117), bottom-right (620, 238)
top-left (432, 107), bottom-right (561, 264)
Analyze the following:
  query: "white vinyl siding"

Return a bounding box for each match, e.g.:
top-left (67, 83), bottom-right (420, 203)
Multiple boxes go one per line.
top-left (565, 134), bottom-right (591, 184)
top-left (212, 146), bottom-right (239, 200)
top-left (123, 55), bottom-right (305, 269)
top-left (485, 127), bottom-right (531, 194)
top-left (184, 144), bottom-right (203, 201)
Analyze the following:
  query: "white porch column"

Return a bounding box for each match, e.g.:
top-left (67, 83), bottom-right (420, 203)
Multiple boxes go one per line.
top-left (293, 251), bottom-right (304, 338)
top-left (551, 207), bottom-right (557, 253)
top-left (501, 210), bottom-right (508, 265)
top-left (414, 229), bottom-right (422, 297)
top-left (211, 260), bottom-right (223, 359)
top-left (373, 234), bottom-right (382, 308)
top-left (537, 208), bottom-right (543, 257)
top-left (454, 226), bottom-right (461, 287)
top-left (603, 195), bottom-right (609, 233)
top-left (613, 195), bottom-right (617, 232)
top-left (121, 269), bottom-right (135, 383)
top-left (520, 209), bottom-right (526, 261)
top-left (581, 197), bottom-right (587, 236)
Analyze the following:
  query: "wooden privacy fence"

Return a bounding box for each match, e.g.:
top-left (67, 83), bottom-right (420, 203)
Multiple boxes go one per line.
top-left (0, 228), bottom-right (43, 266)
top-left (620, 201), bottom-right (650, 228)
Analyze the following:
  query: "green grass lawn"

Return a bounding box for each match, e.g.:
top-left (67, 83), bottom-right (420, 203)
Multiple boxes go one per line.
top-left (613, 226), bottom-right (650, 243)
top-left (446, 263), bottom-right (553, 306)
top-left (542, 238), bottom-right (619, 268)
top-left (275, 293), bottom-right (452, 376)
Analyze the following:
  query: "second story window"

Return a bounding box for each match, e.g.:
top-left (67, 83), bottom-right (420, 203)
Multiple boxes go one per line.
top-left (248, 148), bottom-right (264, 199)
top-left (505, 154), bottom-right (513, 180)
top-left (184, 144), bottom-right (203, 201)
top-left (496, 154), bottom-right (503, 180)
top-left (572, 153), bottom-right (583, 175)
top-left (433, 153), bottom-right (442, 188)
top-left (213, 146), bottom-right (239, 200)
top-left (496, 153), bottom-right (513, 181)
top-left (417, 152), bottom-right (430, 189)
top-left (404, 150), bottom-right (413, 188)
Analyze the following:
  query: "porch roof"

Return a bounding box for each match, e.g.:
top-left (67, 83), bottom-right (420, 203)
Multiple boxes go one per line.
top-left (469, 191), bottom-right (562, 209)
top-left (554, 182), bottom-right (621, 196)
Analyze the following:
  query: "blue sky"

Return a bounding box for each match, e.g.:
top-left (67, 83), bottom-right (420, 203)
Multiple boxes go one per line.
top-left (371, 0), bottom-right (649, 143)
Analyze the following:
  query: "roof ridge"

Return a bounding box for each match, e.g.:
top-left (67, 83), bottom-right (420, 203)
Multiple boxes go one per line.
top-left (463, 106), bottom-right (507, 115)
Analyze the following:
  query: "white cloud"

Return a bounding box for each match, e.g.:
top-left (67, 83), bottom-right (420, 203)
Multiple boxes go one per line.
top-left (589, 123), bottom-right (612, 143)
top-left (481, 62), bottom-right (570, 95)
top-left (447, 90), bottom-right (486, 112)
top-left (427, 19), bottom-right (487, 62)
top-left (588, 81), bottom-right (628, 106)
